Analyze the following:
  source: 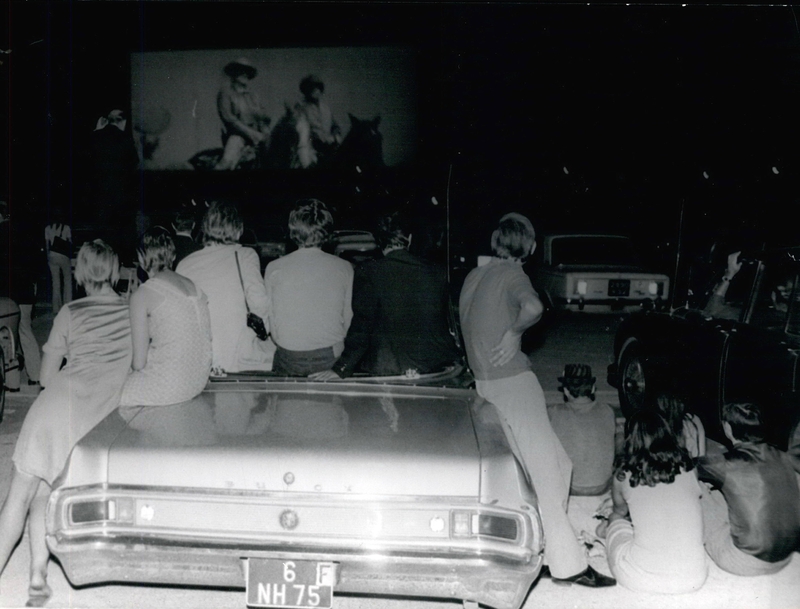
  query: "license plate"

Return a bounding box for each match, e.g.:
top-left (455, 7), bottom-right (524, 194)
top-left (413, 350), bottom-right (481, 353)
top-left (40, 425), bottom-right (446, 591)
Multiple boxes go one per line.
top-left (608, 279), bottom-right (630, 297)
top-left (246, 559), bottom-right (336, 608)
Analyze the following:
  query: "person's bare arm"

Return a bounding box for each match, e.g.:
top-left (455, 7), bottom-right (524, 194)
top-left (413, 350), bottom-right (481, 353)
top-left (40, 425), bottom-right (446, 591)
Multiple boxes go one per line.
top-left (490, 290), bottom-right (543, 367)
top-left (129, 286), bottom-right (151, 371)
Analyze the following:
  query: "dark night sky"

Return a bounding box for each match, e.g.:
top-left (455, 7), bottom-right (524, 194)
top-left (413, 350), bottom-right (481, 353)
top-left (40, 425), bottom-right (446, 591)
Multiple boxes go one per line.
top-left (3, 2), bottom-right (800, 252)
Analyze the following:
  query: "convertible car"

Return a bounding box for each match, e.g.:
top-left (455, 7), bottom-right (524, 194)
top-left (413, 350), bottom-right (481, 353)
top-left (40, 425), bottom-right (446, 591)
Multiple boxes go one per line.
top-left (608, 246), bottom-right (800, 450)
top-left (533, 234), bottom-right (669, 313)
top-left (45, 368), bottom-right (544, 609)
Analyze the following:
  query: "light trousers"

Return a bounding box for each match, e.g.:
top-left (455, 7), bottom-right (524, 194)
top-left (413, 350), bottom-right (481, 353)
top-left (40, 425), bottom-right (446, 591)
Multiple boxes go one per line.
top-left (476, 371), bottom-right (587, 578)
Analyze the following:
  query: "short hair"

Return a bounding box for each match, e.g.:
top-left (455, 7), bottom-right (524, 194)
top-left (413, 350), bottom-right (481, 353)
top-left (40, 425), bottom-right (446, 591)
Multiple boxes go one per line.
top-left (615, 409), bottom-right (694, 488)
top-left (375, 210), bottom-right (412, 250)
top-left (137, 226), bottom-right (176, 275)
top-left (173, 207), bottom-right (196, 233)
top-left (74, 239), bottom-right (120, 291)
top-left (288, 199), bottom-right (333, 247)
top-left (202, 200), bottom-right (244, 245)
top-left (491, 212), bottom-right (536, 261)
top-left (722, 402), bottom-right (765, 443)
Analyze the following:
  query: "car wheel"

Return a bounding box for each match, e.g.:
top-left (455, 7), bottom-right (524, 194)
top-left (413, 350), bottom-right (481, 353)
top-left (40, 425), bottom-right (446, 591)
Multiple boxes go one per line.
top-left (0, 347), bottom-right (5, 424)
top-left (619, 340), bottom-right (648, 417)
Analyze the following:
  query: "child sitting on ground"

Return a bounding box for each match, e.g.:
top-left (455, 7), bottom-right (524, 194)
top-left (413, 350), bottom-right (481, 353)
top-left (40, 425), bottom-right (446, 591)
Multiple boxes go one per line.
top-left (597, 409), bottom-right (708, 594)
top-left (548, 364), bottom-right (617, 496)
top-left (697, 402), bottom-right (800, 576)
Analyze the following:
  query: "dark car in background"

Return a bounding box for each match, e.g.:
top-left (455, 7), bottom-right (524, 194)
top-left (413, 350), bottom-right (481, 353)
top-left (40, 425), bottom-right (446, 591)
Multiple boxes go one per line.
top-left (608, 246), bottom-right (800, 449)
top-left (46, 370), bottom-right (545, 609)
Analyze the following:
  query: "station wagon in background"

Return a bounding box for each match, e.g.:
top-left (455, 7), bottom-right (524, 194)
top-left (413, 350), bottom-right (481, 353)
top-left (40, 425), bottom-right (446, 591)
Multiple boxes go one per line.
top-left (45, 367), bottom-right (545, 609)
top-left (533, 234), bottom-right (669, 313)
top-left (608, 247), bottom-right (800, 451)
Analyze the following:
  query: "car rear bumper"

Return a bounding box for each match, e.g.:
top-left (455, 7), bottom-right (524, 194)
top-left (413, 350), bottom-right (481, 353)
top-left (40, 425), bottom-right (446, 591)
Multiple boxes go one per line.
top-left (555, 297), bottom-right (667, 312)
top-left (48, 535), bottom-right (542, 609)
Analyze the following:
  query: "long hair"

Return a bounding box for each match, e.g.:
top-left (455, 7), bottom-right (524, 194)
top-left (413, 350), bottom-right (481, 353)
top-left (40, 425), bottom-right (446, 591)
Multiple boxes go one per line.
top-left (615, 409), bottom-right (694, 488)
top-left (654, 393), bottom-right (690, 438)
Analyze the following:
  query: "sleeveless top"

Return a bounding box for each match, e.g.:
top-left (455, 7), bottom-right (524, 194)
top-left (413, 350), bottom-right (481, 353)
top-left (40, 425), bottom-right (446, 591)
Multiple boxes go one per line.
top-left (120, 276), bottom-right (212, 406)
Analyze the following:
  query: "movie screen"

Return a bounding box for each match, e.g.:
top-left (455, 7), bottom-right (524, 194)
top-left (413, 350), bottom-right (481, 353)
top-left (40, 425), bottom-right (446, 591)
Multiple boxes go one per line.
top-left (131, 47), bottom-right (417, 171)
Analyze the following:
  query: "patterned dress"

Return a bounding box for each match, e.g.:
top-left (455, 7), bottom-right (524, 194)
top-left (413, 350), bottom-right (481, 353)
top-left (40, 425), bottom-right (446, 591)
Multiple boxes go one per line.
top-left (13, 294), bottom-right (132, 484)
top-left (120, 276), bottom-right (212, 406)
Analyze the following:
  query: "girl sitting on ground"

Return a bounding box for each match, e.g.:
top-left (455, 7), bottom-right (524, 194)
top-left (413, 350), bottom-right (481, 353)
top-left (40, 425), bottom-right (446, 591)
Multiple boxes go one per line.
top-left (597, 409), bottom-right (708, 594)
top-left (656, 392), bottom-right (706, 459)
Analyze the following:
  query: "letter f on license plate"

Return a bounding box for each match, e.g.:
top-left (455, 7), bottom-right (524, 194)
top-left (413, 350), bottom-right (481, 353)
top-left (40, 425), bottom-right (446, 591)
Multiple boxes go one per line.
top-left (246, 559), bottom-right (336, 608)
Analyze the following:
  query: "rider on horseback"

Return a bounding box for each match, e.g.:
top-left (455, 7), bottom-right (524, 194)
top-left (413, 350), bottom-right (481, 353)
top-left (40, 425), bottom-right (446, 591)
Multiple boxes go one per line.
top-left (294, 74), bottom-right (342, 168)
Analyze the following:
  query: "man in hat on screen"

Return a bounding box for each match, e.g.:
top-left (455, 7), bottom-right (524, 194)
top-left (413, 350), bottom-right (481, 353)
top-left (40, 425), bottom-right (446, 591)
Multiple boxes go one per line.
top-left (294, 74), bottom-right (342, 168)
top-left (215, 58), bottom-right (271, 170)
top-left (549, 364), bottom-right (617, 496)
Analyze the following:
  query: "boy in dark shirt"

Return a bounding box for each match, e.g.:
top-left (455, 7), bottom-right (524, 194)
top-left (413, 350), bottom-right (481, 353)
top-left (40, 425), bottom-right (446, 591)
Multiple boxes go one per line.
top-left (698, 402), bottom-right (800, 576)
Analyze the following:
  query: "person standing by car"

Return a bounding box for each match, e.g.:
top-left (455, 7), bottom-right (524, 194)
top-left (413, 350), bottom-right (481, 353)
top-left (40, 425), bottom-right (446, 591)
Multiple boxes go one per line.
top-left (698, 402), bottom-right (800, 576)
top-left (458, 212), bottom-right (615, 587)
top-left (264, 199), bottom-right (353, 376)
top-left (0, 240), bottom-right (132, 605)
top-left (310, 209), bottom-right (460, 380)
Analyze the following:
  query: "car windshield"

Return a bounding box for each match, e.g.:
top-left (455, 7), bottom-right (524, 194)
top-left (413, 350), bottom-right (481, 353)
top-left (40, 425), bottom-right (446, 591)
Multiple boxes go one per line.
top-left (551, 236), bottom-right (638, 266)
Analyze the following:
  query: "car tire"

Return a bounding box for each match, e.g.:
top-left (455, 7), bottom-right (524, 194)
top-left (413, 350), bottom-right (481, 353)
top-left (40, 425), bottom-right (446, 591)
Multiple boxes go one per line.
top-left (618, 340), bottom-right (649, 418)
top-left (0, 347), bottom-right (5, 424)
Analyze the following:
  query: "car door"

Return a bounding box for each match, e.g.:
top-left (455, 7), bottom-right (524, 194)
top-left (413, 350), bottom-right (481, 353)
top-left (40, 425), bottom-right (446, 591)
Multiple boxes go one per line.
top-left (722, 263), bottom-right (800, 448)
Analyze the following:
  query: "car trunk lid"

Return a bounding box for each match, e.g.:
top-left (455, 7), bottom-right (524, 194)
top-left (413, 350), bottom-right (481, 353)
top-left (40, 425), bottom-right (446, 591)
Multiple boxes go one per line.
top-left (106, 387), bottom-right (481, 497)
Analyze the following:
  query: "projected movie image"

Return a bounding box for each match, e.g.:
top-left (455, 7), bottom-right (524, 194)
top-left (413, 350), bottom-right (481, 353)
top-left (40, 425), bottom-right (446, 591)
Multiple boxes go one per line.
top-left (131, 47), bottom-right (417, 171)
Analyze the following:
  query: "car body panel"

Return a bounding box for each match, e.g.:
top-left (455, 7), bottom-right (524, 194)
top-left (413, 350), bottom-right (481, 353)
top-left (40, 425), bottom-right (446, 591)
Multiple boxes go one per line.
top-left (47, 380), bottom-right (544, 609)
top-left (104, 389), bottom-right (481, 496)
top-left (609, 248), bottom-right (800, 448)
top-left (534, 234), bottom-right (669, 312)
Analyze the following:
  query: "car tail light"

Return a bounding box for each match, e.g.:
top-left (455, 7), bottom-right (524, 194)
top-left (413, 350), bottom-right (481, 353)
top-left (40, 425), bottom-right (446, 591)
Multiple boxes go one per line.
top-left (70, 498), bottom-right (134, 525)
top-left (450, 510), bottom-right (519, 541)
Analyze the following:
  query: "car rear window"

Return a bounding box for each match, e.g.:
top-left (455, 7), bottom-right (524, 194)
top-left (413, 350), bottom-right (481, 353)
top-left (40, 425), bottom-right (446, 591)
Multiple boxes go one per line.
top-left (551, 237), bottom-right (638, 266)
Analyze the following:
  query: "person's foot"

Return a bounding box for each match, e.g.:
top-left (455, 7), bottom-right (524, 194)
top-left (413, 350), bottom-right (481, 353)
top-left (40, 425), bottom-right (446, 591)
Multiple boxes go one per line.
top-left (540, 565), bottom-right (616, 587)
top-left (25, 582), bottom-right (52, 607)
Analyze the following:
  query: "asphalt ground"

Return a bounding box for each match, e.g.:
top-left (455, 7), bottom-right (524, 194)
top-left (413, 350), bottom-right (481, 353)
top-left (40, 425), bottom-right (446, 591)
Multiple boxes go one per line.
top-left (0, 309), bottom-right (798, 608)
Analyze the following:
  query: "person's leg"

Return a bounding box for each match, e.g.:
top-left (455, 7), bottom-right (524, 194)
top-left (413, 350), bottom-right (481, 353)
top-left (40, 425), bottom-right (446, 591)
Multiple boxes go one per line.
top-left (47, 257), bottom-right (61, 313)
top-left (0, 467), bottom-right (42, 578)
top-left (27, 480), bottom-right (52, 602)
top-left (61, 255), bottom-right (72, 305)
top-left (478, 373), bottom-right (587, 579)
top-left (215, 135), bottom-right (246, 170)
top-left (17, 304), bottom-right (41, 383)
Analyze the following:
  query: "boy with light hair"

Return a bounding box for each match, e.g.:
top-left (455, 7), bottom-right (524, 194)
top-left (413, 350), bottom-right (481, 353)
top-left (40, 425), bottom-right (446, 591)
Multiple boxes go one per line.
top-left (459, 212), bottom-right (615, 587)
top-left (264, 199), bottom-right (353, 376)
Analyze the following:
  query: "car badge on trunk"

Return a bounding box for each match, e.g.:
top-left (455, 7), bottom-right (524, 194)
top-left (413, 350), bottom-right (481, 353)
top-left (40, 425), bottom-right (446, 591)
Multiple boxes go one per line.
top-left (279, 509), bottom-right (299, 531)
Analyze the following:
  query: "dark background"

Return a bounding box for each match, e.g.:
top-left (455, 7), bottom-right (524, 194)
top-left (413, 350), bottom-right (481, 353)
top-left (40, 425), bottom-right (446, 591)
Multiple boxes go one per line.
top-left (3, 1), bottom-right (800, 268)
